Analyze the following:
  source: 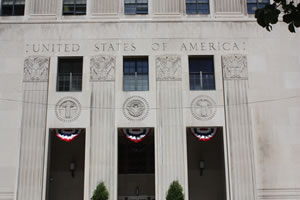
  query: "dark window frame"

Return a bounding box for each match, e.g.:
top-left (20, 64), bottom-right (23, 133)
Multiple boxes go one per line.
top-left (188, 55), bottom-right (215, 91)
top-left (0, 0), bottom-right (25, 16)
top-left (56, 57), bottom-right (83, 92)
top-left (124, 0), bottom-right (148, 15)
top-left (247, 0), bottom-right (270, 14)
top-left (186, 0), bottom-right (210, 15)
top-left (123, 56), bottom-right (149, 92)
top-left (62, 0), bottom-right (86, 15)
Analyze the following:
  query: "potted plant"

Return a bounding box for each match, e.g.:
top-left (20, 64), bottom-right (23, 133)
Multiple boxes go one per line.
top-left (91, 182), bottom-right (109, 200)
top-left (166, 180), bottom-right (184, 200)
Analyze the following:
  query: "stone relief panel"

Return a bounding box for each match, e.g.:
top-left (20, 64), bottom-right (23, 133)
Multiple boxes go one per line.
top-left (123, 96), bottom-right (149, 121)
top-left (222, 54), bottom-right (248, 80)
top-left (90, 55), bottom-right (116, 81)
top-left (23, 56), bottom-right (49, 82)
top-left (156, 55), bottom-right (181, 81)
top-left (55, 97), bottom-right (81, 123)
top-left (191, 95), bottom-right (217, 121)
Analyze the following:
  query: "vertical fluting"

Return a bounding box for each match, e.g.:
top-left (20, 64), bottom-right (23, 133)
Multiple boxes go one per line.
top-left (222, 55), bottom-right (256, 200)
top-left (156, 55), bottom-right (186, 200)
top-left (153, 0), bottom-right (181, 14)
top-left (29, 0), bottom-right (57, 15)
top-left (89, 82), bottom-right (115, 199)
top-left (89, 55), bottom-right (116, 200)
top-left (17, 57), bottom-right (49, 200)
top-left (215, 0), bottom-right (243, 13)
top-left (91, 0), bottom-right (119, 15)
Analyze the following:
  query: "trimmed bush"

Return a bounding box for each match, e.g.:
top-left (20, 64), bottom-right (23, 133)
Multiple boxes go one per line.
top-left (91, 182), bottom-right (109, 200)
top-left (166, 180), bottom-right (184, 200)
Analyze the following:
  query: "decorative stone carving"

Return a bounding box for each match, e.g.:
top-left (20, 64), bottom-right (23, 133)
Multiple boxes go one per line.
top-left (90, 55), bottom-right (116, 81)
top-left (55, 97), bottom-right (81, 123)
top-left (191, 95), bottom-right (217, 121)
top-left (222, 54), bottom-right (248, 80)
top-left (156, 55), bottom-right (181, 81)
top-left (123, 96), bottom-right (149, 121)
top-left (23, 56), bottom-right (49, 82)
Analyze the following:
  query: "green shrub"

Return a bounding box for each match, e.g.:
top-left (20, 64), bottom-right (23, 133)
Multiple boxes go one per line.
top-left (166, 180), bottom-right (184, 200)
top-left (91, 182), bottom-right (109, 200)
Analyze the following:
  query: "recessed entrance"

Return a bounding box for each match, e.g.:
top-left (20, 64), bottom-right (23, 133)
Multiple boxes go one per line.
top-left (187, 127), bottom-right (226, 200)
top-left (46, 129), bottom-right (85, 200)
top-left (118, 128), bottom-right (155, 200)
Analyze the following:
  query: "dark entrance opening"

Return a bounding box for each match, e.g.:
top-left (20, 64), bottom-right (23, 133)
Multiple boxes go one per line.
top-left (118, 128), bottom-right (155, 200)
top-left (187, 127), bottom-right (226, 200)
top-left (46, 129), bottom-right (85, 200)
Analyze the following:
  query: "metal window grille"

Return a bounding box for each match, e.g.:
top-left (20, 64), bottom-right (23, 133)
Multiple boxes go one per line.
top-left (186, 0), bottom-right (209, 14)
top-left (124, 0), bottom-right (148, 15)
top-left (247, 0), bottom-right (269, 14)
top-left (57, 57), bottom-right (83, 92)
top-left (57, 73), bottom-right (82, 91)
top-left (123, 58), bottom-right (149, 91)
top-left (189, 56), bottom-right (215, 90)
top-left (63, 0), bottom-right (86, 15)
top-left (1, 0), bottom-right (25, 16)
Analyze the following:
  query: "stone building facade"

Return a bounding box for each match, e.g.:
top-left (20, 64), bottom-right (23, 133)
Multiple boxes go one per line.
top-left (0, 0), bottom-right (300, 200)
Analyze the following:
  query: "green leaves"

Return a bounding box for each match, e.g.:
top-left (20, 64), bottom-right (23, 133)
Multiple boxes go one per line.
top-left (166, 180), bottom-right (184, 200)
top-left (91, 182), bottom-right (109, 200)
top-left (255, 0), bottom-right (300, 32)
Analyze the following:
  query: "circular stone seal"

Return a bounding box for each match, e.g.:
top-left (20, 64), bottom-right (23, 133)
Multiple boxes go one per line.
top-left (55, 97), bottom-right (81, 123)
top-left (191, 95), bottom-right (217, 121)
top-left (123, 96), bottom-right (149, 121)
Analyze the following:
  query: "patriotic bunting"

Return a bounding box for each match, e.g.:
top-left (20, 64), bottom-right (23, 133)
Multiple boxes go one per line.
top-left (122, 128), bottom-right (150, 143)
top-left (55, 129), bottom-right (81, 142)
top-left (190, 127), bottom-right (218, 141)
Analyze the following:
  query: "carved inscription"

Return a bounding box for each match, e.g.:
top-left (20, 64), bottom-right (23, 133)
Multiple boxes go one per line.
top-left (191, 95), bottom-right (217, 121)
top-left (222, 55), bottom-right (248, 79)
top-left (23, 56), bottom-right (49, 82)
top-left (26, 43), bottom-right (80, 53)
top-left (156, 55), bottom-right (181, 81)
top-left (90, 55), bottom-right (116, 81)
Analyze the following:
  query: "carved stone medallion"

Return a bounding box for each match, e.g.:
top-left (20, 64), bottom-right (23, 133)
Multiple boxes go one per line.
top-left (55, 97), bottom-right (81, 123)
top-left (222, 55), bottom-right (248, 80)
top-left (123, 96), bottom-right (149, 121)
top-left (23, 56), bottom-right (49, 82)
top-left (156, 55), bottom-right (181, 81)
top-left (90, 55), bottom-right (115, 81)
top-left (191, 95), bottom-right (217, 121)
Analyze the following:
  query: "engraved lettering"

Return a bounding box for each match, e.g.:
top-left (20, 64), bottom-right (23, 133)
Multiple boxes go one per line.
top-left (72, 44), bottom-right (80, 52)
top-left (190, 43), bottom-right (198, 51)
top-left (180, 43), bottom-right (188, 51)
top-left (222, 42), bottom-right (230, 51)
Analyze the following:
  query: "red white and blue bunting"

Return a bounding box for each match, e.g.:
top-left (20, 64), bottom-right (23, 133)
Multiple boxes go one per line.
top-left (190, 127), bottom-right (218, 141)
top-left (55, 129), bottom-right (81, 142)
top-left (122, 128), bottom-right (150, 143)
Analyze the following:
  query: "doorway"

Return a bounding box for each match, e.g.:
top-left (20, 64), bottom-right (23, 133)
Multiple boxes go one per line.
top-left (187, 127), bottom-right (226, 200)
top-left (46, 129), bottom-right (85, 200)
top-left (118, 128), bottom-right (155, 200)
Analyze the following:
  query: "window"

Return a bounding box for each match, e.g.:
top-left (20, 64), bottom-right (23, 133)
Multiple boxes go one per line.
top-left (123, 57), bottom-right (149, 91)
top-left (247, 0), bottom-right (269, 14)
top-left (1, 0), bottom-right (25, 16)
top-left (124, 0), bottom-right (148, 15)
top-left (57, 57), bottom-right (83, 92)
top-left (186, 0), bottom-right (209, 14)
top-left (189, 56), bottom-right (215, 90)
top-left (63, 0), bottom-right (86, 15)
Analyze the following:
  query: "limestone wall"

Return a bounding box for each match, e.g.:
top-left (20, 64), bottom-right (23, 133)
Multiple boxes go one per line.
top-left (0, 21), bottom-right (299, 200)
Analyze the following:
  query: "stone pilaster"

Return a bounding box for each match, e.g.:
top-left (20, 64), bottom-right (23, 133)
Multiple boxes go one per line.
top-left (89, 55), bottom-right (116, 199)
top-left (17, 56), bottom-right (50, 200)
top-left (156, 55), bottom-right (186, 200)
top-left (222, 55), bottom-right (256, 200)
